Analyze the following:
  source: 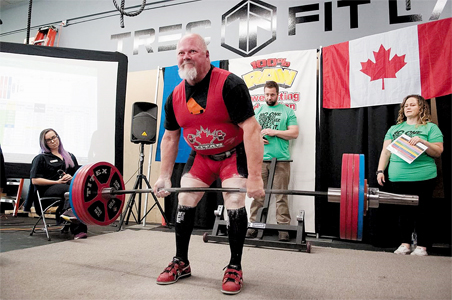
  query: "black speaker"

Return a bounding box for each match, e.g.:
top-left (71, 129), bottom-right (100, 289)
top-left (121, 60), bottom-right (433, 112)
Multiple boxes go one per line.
top-left (131, 102), bottom-right (158, 144)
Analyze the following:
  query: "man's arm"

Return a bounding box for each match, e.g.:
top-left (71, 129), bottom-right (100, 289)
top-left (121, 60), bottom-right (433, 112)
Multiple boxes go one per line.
top-left (238, 116), bottom-right (265, 199)
top-left (262, 125), bottom-right (299, 140)
top-left (153, 129), bottom-right (181, 197)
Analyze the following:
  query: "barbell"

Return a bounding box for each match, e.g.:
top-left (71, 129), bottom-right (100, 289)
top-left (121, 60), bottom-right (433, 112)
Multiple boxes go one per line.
top-left (67, 154), bottom-right (418, 241)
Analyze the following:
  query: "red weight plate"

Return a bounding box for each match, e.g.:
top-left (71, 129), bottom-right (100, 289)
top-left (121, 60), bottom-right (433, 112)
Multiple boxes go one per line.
top-left (69, 164), bottom-right (86, 222)
top-left (82, 162), bottom-right (112, 226)
top-left (104, 166), bottom-right (125, 224)
top-left (351, 154), bottom-right (360, 241)
top-left (340, 154), bottom-right (349, 240)
top-left (78, 165), bottom-right (98, 225)
top-left (345, 154), bottom-right (354, 240)
top-left (71, 164), bottom-right (102, 225)
top-left (82, 162), bottom-right (125, 226)
top-left (68, 165), bottom-right (87, 223)
top-left (83, 163), bottom-right (110, 225)
top-left (75, 164), bottom-right (94, 224)
top-left (71, 164), bottom-right (92, 224)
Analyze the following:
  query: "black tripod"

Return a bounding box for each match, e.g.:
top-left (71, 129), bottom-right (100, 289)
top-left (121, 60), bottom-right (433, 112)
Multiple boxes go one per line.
top-left (118, 143), bottom-right (169, 230)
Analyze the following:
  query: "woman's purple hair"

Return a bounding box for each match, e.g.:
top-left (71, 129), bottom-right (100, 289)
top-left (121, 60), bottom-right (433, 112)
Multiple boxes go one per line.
top-left (39, 128), bottom-right (74, 169)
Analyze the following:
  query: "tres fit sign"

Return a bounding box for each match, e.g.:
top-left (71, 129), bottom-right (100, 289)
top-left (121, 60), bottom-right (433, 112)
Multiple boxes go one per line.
top-left (111, 0), bottom-right (448, 58)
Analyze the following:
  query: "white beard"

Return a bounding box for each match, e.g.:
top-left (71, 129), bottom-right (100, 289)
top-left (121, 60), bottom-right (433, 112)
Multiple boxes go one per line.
top-left (178, 65), bottom-right (197, 81)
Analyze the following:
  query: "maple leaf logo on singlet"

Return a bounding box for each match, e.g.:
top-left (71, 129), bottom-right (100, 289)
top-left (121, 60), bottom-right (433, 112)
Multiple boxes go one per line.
top-left (186, 126), bottom-right (226, 150)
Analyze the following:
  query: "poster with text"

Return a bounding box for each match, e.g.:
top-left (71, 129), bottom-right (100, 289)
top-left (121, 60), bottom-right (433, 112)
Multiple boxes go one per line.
top-left (229, 50), bottom-right (317, 232)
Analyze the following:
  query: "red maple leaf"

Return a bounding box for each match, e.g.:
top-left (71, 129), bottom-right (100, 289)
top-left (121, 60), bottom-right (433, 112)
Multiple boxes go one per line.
top-left (360, 45), bottom-right (407, 90)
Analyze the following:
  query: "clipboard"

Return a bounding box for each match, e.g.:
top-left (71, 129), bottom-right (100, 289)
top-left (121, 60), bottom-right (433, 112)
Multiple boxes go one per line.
top-left (386, 134), bottom-right (427, 164)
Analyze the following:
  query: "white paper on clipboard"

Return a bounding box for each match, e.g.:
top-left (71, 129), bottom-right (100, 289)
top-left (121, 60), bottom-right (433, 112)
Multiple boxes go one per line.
top-left (386, 134), bottom-right (427, 164)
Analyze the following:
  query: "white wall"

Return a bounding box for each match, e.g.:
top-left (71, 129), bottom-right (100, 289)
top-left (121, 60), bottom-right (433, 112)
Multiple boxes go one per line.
top-left (1, 0), bottom-right (450, 71)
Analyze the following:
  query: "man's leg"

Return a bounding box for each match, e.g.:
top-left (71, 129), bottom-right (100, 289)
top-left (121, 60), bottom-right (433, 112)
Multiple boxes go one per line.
top-left (222, 177), bottom-right (247, 294)
top-left (273, 162), bottom-right (291, 241)
top-left (226, 207), bottom-right (248, 268)
top-left (174, 204), bottom-right (196, 263)
top-left (157, 174), bottom-right (207, 285)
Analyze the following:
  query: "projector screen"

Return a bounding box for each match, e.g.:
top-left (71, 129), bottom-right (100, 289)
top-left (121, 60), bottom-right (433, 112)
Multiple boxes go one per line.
top-left (0, 42), bottom-right (127, 178)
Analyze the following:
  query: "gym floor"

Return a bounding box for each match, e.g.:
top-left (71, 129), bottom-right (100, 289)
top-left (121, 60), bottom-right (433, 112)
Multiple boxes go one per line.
top-left (1, 212), bottom-right (450, 257)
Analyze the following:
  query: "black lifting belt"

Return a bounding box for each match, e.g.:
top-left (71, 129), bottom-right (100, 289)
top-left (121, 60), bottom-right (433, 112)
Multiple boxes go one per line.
top-left (208, 147), bottom-right (236, 161)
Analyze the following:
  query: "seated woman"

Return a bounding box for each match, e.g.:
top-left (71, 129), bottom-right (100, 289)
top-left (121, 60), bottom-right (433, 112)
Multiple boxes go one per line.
top-left (30, 128), bottom-right (88, 239)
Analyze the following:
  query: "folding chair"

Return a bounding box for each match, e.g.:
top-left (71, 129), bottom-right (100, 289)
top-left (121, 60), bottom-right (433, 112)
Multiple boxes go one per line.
top-left (30, 186), bottom-right (65, 241)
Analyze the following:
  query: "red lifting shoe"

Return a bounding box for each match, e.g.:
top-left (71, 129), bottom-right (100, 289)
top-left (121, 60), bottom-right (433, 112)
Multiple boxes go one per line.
top-left (156, 257), bottom-right (191, 285)
top-left (221, 265), bottom-right (243, 295)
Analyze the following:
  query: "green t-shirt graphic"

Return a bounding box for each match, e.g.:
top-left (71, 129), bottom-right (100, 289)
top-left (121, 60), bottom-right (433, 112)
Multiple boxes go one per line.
top-left (255, 103), bottom-right (298, 160)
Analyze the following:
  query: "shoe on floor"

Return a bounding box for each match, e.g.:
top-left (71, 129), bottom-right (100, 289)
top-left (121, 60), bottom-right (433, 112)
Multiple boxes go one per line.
top-left (74, 232), bottom-right (87, 239)
top-left (221, 265), bottom-right (243, 295)
top-left (394, 245), bottom-right (411, 255)
top-left (410, 247), bottom-right (428, 256)
top-left (61, 209), bottom-right (77, 222)
top-left (156, 257), bottom-right (191, 285)
top-left (245, 229), bottom-right (257, 238)
top-left (278, 231), bottom-right (290, 241)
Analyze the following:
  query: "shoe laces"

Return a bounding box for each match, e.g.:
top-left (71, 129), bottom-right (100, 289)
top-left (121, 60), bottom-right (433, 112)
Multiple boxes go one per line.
top-left (163, 258), bottom-right (186, 274)
top-left (223, 265), bottom-right (242, 284)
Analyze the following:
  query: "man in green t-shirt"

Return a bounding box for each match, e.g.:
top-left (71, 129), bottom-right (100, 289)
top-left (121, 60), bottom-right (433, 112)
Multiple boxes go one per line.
top-left (246, 81), bottom-right (299, 241)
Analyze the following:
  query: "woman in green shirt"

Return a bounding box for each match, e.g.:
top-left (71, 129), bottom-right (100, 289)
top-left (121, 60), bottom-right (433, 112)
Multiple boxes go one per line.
top-left (376, 95), bottom-right (443, 256)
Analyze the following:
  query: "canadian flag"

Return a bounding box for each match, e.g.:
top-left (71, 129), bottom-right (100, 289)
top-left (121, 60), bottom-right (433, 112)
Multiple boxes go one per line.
top-left (323, 18), bottom-right (451, 109)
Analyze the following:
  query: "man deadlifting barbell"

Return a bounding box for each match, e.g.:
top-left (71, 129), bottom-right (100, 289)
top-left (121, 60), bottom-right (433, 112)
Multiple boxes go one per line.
top-left (152, 33), bottom-right (265, 295)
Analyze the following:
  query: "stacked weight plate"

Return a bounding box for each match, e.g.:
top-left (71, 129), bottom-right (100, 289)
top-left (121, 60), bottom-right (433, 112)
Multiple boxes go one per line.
top-left (69, 162), bottom-right (125, 226)
top-left (339, 153), bottom-right (365, 241)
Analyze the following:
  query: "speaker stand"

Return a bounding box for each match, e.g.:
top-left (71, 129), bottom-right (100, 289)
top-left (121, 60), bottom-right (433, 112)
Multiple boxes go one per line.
top-left (117, 143), bottom-right (170, 231)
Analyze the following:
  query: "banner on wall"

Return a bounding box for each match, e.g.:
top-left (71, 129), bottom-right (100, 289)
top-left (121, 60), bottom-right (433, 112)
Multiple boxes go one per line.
top-left (155, 61), bottom-right (220, 163)
top-left (323, 17), bottom-right (452, 109)
top-left (229, 50), bottom-right (318, 232)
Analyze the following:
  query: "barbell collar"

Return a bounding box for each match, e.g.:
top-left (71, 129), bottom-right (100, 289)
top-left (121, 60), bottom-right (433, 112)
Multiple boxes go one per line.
top-left (375, 190), bottom-right (419, 206)
top-left (327, 187), bottom-right (418, 207)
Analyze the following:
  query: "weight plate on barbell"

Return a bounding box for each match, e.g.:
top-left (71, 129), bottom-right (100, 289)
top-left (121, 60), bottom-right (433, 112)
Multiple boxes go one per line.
top-left (69, 166), bottom-right (87, 223)
top-left (346, 154), bottom-right (354, 240)
top-left (357, 154), bottom-right (365, 241)
top-left (70, 164), bottom-right (94, 224)
top-left (352, 154), bottom-right (360, 241)
top-left (69, 162), bottom-right (126, 226)
top-left (72, 163), bottom-right (95, 224)
top-left (339, 154), bottom-right (349, 240)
